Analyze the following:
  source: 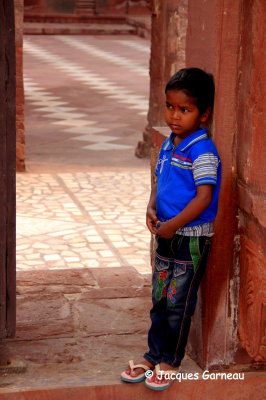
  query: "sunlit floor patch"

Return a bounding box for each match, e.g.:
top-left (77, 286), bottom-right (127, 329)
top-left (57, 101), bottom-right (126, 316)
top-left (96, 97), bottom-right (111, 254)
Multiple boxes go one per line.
top-left (17, 171), bottom-right (151, 275)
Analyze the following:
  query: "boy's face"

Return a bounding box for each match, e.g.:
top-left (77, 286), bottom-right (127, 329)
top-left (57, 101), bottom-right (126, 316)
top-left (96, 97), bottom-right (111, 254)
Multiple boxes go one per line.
top-left (165, 89), bottom-right (210, 140)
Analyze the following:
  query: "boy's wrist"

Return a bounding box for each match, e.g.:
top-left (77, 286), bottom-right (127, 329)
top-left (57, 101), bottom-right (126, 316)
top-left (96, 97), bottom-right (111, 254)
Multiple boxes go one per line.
top-left (167, 217), bottom-right (181, 233)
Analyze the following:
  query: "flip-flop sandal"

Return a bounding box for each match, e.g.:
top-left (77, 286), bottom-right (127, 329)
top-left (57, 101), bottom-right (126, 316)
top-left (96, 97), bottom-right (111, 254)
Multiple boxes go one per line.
top-left (121, 360), bottom-right (151, 383)
top-left (145, 364), bottom-right (181, 391)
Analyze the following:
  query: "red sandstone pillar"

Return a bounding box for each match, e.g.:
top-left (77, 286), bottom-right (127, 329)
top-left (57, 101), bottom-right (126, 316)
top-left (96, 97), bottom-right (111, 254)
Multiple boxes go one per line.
top-left (186, 0), bottom-right (266, 368)
top-left (185, 0), bottom-right (241, 368)
top-left (135, 0), bottom-right (188, 157)
top-left (148, 0), bottom-right (265, 369)
top-left (237, 0), bottom-right (266, 363)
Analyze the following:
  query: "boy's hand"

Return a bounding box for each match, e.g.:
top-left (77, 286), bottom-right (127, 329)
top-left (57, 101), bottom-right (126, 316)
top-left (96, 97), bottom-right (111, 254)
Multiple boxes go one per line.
top-left (146, 207), bottom-right (158, 235)
top-left (156, 220), bottom-right (176, 239)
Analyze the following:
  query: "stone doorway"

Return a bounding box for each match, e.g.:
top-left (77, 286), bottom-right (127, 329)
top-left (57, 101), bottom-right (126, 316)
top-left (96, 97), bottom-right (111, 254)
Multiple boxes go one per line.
top-left (4, 2), bottom-right (157, 390)
top-left (0, 0), bottom-right (16, 340)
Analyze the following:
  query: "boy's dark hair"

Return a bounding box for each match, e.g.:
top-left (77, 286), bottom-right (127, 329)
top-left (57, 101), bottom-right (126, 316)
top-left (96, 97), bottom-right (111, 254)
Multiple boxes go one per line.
top-left (165, 68), bottom-right (215, 115)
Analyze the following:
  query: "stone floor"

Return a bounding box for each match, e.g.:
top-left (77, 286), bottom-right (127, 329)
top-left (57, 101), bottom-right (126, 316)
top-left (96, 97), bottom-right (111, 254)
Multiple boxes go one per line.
top-left (1, 267), bottom-right (202, 392)
top-left (1, 267), bottom-right (153, 389)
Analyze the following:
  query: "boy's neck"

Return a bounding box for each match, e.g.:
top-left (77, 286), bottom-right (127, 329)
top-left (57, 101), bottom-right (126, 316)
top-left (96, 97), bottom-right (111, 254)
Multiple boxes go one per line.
top-left (172, 134), bottom-right (183, 147)
top-left (171, 126), bottom-right (204, 147)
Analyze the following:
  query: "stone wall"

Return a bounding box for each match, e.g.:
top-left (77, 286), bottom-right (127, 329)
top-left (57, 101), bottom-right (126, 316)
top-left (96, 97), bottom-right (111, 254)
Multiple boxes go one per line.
top-left (149, 0), bottom-right (265, 368)
top-left (184, 0), bottom-right (241, 368)
top-left (185, 0), bottom-right (265, 368)
top-left (15, 0), bottom-right (25, 172)
top-left (24, 0), bottom-right (75, 13)
top-left (97, 0), bottom-right (151, 13)
top-left (237, 0), bottom-right (266, 363)
top-left (24, 0), bottom-right (150, 14)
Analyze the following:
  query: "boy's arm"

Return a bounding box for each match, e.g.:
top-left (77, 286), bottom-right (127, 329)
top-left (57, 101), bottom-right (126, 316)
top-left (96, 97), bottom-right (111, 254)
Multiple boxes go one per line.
top-left (156, 185), bottom-right (213, 238)
top-left (146, 180), bottom-right (158, 235)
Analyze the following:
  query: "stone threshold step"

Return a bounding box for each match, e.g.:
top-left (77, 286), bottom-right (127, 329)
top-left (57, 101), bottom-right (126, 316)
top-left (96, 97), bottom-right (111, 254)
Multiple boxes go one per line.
top-left (23, 22), bottom-right (137, 36)
top-left (24, 14), bottom-right (128, 24)
top-left (0, 373), bottom-right (265, 400)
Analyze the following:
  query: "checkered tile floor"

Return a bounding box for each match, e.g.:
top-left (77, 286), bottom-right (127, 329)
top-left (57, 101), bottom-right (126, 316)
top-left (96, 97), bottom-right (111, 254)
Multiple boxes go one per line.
top-left (19, 35), bottom-right (152, 275)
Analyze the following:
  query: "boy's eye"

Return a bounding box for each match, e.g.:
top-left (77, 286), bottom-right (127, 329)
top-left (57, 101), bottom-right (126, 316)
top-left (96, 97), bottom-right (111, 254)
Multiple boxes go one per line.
top-left (181, 107), bottom-right (189, 113)
top-left (166, 103), bottom-right (173, 109)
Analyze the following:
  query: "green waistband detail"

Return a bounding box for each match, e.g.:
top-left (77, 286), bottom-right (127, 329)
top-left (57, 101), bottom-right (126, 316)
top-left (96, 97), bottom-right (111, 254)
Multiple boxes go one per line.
top-left (189, 237), bottom-right (201, 272)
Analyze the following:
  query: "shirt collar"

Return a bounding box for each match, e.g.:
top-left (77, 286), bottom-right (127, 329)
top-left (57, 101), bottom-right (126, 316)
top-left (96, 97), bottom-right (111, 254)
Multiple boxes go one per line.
top-left (164, 128), bottom-right (208, 152)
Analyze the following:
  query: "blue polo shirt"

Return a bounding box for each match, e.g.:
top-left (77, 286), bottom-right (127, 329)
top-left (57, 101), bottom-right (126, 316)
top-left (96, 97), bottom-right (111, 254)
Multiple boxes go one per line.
top-left (155, 128), bottom-right (221, 230)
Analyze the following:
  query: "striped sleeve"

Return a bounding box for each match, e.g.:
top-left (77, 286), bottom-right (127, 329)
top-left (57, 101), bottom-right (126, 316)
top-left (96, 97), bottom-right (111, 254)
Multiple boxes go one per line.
top-left (192, 152), bottom-right (219, 186)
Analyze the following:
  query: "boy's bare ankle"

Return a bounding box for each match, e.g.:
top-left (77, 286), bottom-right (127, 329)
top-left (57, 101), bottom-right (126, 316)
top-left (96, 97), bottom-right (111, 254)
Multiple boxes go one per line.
top-left (143, 359), bottom-right (154, 368)
top-left (159, 362), bottom-right (177, 371)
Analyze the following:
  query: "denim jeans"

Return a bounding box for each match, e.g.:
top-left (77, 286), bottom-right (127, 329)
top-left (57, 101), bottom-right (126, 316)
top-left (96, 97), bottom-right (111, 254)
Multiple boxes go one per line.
top-left (144, 234), bottom-right (212, 367)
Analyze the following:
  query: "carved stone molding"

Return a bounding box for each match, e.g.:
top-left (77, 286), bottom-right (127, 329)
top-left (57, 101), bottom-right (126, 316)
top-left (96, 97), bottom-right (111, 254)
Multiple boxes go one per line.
top-left (238, 237), bottom-right (266, 361)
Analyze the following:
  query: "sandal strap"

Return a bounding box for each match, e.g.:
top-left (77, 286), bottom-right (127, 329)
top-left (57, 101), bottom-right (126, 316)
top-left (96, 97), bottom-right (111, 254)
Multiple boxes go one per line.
top-left (129, 360), bottom-right (150, 372)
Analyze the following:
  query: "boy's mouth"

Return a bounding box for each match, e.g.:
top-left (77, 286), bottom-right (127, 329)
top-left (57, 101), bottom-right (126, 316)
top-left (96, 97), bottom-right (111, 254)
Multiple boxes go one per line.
top-left (170, 124), bottom-right (182, 130)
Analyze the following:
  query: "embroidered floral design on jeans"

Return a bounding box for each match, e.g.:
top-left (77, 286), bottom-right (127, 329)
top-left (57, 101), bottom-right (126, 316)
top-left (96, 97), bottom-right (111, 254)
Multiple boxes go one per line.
top-left (168, 279), bottom-right (176, 306)
top-left (155, 270), bottom-right (168, 301)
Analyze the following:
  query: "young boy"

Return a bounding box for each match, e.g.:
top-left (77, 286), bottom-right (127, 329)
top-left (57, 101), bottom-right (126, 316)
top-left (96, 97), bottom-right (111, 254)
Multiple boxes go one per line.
top-left (121, 68), bottom-right (221, 390)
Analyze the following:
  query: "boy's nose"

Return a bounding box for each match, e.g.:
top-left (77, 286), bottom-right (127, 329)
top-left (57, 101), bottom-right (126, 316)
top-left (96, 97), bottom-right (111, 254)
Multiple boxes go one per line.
top-left (173, 110), bottom-right (181, 119)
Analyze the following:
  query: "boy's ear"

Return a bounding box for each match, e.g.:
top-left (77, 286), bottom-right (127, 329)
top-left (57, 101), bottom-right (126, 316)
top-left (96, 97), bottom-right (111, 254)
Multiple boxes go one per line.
top-left (200, 107), bottom-right (211, 123)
